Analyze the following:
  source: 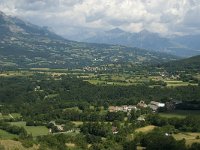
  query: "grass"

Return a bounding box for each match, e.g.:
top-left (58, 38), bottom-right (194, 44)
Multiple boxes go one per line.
top-left (165, 80), bottom-right (198, 87)
top-left (0, 114), bottom-right (11, 120)
top-left (72, 121), bottom-right (83, 127)
top-left (0, 140), bottom-right (39, 150)
top-left (0, 113), bottom-right (22, 120)
top-left (85, 79), bottom-right (136, 86)
top-left (173, 132), bottom-right (200, 146)
top-left (194, 74), bottom-right (200, 80)
top-left (85, 79), bottom-right (106, 85)
top-left (0, 129), bottom-right (18, 139)
top-left (10, 113), bottom-right (22, 119)
top-left (159, 110), bottom-right (200, 119)
top-left (135, 125), bottom-right (156, 133)
top-left (0, 71), bottom-right (33, 77)
top-left (64, 107), bottom-right (82, 112)
top-left (134, 126), bottom-right (200, 146)
top-left (66, 143), bottom-right (76, 147)
top-left (10, 122), bottom-right (49, 137)
top-left (159, 113), bottom-right (186, 119)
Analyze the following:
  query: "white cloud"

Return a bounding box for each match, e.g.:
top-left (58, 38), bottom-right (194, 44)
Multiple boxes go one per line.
top-left (0, 0), bottom-right (199, 37)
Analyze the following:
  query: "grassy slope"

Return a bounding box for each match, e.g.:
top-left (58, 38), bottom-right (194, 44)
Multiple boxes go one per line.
top-left (0, 140), bottom-right (39, 150)
top-left (173, 132), bottom-right (200, 146)
top-left (164, 55), bottom-right (200, 72)
top-left (0, 129), bottom-right (18, 139)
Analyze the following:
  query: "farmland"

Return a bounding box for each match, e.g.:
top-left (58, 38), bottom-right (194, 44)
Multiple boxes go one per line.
top-left (0, 69), bottom-right (199, 88)
top-left (0, 70), bottom-right (200, 149)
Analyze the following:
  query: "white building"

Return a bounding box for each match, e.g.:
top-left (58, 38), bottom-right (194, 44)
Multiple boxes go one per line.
top-left (148, 101), bottom-right (165, 111)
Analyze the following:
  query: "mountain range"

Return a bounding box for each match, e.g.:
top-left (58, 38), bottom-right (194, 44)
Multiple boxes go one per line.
top-left (82, 28), bottom-right (200, 57)
top-left (0, 12), bottom-right (177, 69)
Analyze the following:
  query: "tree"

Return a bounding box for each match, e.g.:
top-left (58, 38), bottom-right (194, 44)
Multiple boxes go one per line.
top-left (140, 130), bottom-right (186, 150)
top-left (189, 143), bottom-right (200, 150)
top-left (130, 109), bottom-right (141, 120)
top-left (123, 140), bottom-right (137, 150)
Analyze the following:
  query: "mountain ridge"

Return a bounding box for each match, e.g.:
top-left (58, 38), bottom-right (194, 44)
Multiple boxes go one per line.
top-left (0, 12), bottom-right (177, 69)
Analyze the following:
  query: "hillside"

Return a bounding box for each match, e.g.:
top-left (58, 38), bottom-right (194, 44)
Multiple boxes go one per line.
top-left (0, 12), bottom-right (177, 69)
top-left (83, 28), bottom-right (200, 57)
top-left (163, 55), bottom-right (200, 72)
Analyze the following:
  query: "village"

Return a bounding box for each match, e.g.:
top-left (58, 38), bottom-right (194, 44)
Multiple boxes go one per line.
top-left (47, 100), bottom-right (181, 134)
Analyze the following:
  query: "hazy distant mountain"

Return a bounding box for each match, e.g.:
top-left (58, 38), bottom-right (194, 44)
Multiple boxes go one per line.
top-left (83, 28), bottom-right (200, 57)
top-left (0, 12), bottom-right (177, 69)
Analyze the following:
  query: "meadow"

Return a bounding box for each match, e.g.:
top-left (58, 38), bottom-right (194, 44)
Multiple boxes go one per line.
top-left (173, 132), bottom-right (200, 146)
top-left (159, 110), bottom-right (200, 119)
top-left (0, 129), bottom-right (18, 139)
top-left (10, 122), bottom-right (49, 137)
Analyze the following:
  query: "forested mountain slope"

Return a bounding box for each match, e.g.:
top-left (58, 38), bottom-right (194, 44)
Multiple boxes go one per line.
top-left (0, 12), bottom-right (176, 69)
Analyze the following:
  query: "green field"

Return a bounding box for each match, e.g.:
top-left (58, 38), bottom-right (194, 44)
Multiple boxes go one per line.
top-left (72, 121), bottom-right (83, 127)
top-left (10, 113), bottom-right (22, 119)
top-left (10, 122), bottom-right (49, 137)
top-left (173, 132), bottom-right (200, 146)
top-left (0, 129), bottom-right (18, 139)
top-left (134, 126), bottom-right (200, 146)
top-left (159, 110), bottom-right (200, 118)
top-left (165, 80), bottom-right (198, 87)
top-left (0, 113), bottom-right (21, 120)
top-left (159, 113), bottom-right (186, 119)
top-left (135, 125), bottom-right (156, 133)
top-left (0, 114), bottom-right (11, 120)
top-left (194, 74), bottom-right (200, 80)
top-left (0, 140), bottom-right (39, 150)
top-left (0, 71), bottom-right (33, 77)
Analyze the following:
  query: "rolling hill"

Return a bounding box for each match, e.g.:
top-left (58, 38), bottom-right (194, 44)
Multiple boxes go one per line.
top-left (163, 55), bottom-right (200, 72)
top-left (0, 12), bottom-right (177, 69)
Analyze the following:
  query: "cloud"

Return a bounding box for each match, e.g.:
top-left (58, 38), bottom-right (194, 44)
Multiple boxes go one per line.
top-left (0, 0), bottom-right (199, 37)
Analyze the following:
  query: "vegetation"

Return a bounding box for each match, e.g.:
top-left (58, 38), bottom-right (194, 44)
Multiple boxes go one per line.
top-left (0, 9), bottom-right (200, 150)
top-left (0, 71), bottom-right (199, 149)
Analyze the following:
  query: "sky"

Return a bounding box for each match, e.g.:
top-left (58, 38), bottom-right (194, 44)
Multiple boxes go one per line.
top-left (0, 0), bottom-right (200, 39)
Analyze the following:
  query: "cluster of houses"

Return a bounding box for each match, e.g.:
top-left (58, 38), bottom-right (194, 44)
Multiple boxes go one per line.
top-left (109, 105), bottom-right (137, 112)
top-left (109, 100), bottom-right (166, 113)
top-left (49, 121), bottom-right (64, 133)
top-left (83, 66), bottom-right (107, 72)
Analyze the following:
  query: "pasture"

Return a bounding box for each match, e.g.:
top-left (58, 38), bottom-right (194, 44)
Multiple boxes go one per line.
top-left (173, 132), bottom-right (200, 146)
top-left (159, 110), bottom-right (200, 119)
top-left (135, 125), bottom-right (156, 133)
top-left (0, 113), bottom-right (21, 120)
top-left (0, 140), bottom-right (39, 150)
top-left (10, 122), bottom-right (49, 137)
top-left (165, 80), bottom-right (198, 87)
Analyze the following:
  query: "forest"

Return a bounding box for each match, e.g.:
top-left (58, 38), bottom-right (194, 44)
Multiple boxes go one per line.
top-left (0, 72), bottom-right (200, 149)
